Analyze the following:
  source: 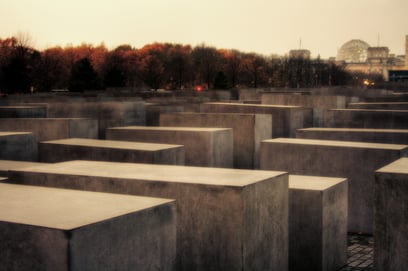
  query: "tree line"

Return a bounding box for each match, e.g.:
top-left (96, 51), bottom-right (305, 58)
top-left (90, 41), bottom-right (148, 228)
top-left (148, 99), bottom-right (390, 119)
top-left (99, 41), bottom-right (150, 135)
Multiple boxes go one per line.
top-left (0, 35), bottom-right (350, 93)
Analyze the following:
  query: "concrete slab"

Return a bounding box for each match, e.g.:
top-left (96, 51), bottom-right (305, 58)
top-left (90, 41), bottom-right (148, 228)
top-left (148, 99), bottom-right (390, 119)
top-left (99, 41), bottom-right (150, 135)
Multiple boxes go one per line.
top-left (46, 101), bottom-right (146, 138)
top-left (0, 183), bottom-right (176, 271)
top-left (289, 175), bottom-right (348, 271)
top-left (0, 105), bottom-right (47, 118)
top-left (39, 138), bottom-right (185, 165)
top-left (323, 109), bottom-right (408, 129)
top-left (348, 102), bottom-right (408, 110)
top-left (0, 132), bottom-right (37, 161)
top-left (106, 126), bottom-right (232, 168)
top-left (261, 92), bottom-right (350, 126)
top-left (296, 127), bottom-right (408, 145)
top-left (0, 118), bottom-right (98, 141)
top-left (374, 158), bottom-right (408, 271)
top-left (8, 160), bottom-right (289, 271)
top-left (145, 103), bottom-right (184, 126)
top-left (160, 112), bottom-right (271, 169)
top-left (260, 138), bottom-right (408, 234)
top-left (0, 160), bottom-right (49, 176)
top-left (200, 102), bottom-right (312, 138)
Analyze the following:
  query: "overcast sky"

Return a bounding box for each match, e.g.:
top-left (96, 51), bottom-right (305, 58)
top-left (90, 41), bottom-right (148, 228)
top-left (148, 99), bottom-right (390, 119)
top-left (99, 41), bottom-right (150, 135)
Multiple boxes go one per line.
top-left (1, 0), bottom-right (407, 58)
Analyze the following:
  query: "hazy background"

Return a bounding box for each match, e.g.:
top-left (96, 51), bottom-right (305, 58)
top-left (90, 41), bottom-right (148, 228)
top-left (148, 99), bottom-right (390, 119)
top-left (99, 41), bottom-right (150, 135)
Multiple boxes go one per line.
top-left (1, 0), bottom-right (407, 58)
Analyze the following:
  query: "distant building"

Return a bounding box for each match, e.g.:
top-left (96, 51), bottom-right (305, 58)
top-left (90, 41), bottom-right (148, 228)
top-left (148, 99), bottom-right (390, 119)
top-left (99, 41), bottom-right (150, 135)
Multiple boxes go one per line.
top-left (336, 36), bottom-right (407, 81)
top-left (289, 49), bottom-right (311, 59)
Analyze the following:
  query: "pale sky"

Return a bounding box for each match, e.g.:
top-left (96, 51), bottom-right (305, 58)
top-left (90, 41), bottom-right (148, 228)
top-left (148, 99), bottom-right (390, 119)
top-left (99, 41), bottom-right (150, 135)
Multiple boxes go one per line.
top-left (1, 0), bottom-right (407, 58)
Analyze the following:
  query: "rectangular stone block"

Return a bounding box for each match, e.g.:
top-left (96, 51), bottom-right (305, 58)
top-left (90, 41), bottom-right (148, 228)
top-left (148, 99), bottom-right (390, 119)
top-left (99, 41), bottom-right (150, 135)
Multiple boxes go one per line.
top-left (296, 127), bottom-right (408, 145)
top-left (0, 118), bottom-right (98, 141)
top-left (0, 105), bottom-right (47, 118)
top-left (289, 175), bottom-right (348, 271)
top-left (200, 102), bottom-right (312, 138)
top-left (261, 92), bottom-right (350, 126)
top-left (145, 103), bottom-right (184, 126)
top-left (9, 160), bottom-right (289, 271)
top-left (374, 158), bottom-right (408, 271)
top-left (324, 109), bottom-right (408, 129)
top-left (160, 112), bottom-right (271, 169)
top-left (348, 102), bottom-right (408, 110)
top-left (46, 101), bottom-right (146, 138)
top-left (106, 126), bottom-right (232, 168)
top-left (0, 183), bottom-right (176, 271)
top-left (39, 138), bottom-right (185, 165)
top-left (0, 132), bottom-right (37, 161)
top-left (0, 160), bottom-right (49, 176)
top-left (260, 138), bottom-right (408, 234)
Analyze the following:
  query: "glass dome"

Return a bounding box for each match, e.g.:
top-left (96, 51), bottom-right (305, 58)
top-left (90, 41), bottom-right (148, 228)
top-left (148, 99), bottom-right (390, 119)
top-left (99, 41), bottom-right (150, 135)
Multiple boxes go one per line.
top-left (337, 39), bottom-right (370, 63)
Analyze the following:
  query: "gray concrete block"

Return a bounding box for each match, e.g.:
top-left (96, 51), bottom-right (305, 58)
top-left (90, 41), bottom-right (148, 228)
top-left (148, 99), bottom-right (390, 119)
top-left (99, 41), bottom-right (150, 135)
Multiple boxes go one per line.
top-left (296, 127), bottom-right (408, 145)
top-left (289, 175), bottom-right (348, 271)
top-left (0, 160), bottom-right (49, 176)
top-left (0, 105), bottom-right (47, 118)
top-left (323, 109), bottom-right (408, 129)
top-left (46, 101), bottom-right (146, 138)
top-left (160, 112), bottom-right (271, 169)
top-left (106, 126), bottom-right (232, 168)
top-left (145, 103), bottom-right (184, 126)
top-left (39, 138), bottom-right (185, 165)
top-left (0, 183), bottom-right (176, 271)
top-left (8, 160), bottom-right (289, 271)
top-left (0, 118), bottom-right (98, 141)
top-left (0, 132), bottom-right (37, 161)
top-left (374, 158), bottom-right (408, 271)
top-left (348, 102), bottom-right (408, 110)
top-left (260, 138), bottom-right (408, 234)
top-left (200, 102), bottom-right (312, 138)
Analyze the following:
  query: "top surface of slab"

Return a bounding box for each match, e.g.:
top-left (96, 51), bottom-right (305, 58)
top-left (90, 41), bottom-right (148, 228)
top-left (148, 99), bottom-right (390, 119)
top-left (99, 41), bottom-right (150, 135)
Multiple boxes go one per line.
top-left (204, 102), bottom-right (303, 109)
top-left (376, 158), bottom-right (408, 174)
top-left (109, 126), bottom-right (231, 132)
top-left (17, 160), bottom-right (286, 187)
top-left (0, 106), bottom-right (44, 109)
top-left (0, 160), bottom-right (47, 171)
top-left (0, 183), bottom-right (174, 230)
top-left (0, 118), bottom-right (91, 121)
top-left (263, 138), bottom-right (408, 150)
top-left (42, 138), bottom-right (183, 151)
top-left (0, 132), bottom-right (33, 136)
top-left (297, 127), bottom-right (408, 133)
top-left (289, 175), bottom-right (347, 191)
top-left (329, 109), bottom-right (408, 113)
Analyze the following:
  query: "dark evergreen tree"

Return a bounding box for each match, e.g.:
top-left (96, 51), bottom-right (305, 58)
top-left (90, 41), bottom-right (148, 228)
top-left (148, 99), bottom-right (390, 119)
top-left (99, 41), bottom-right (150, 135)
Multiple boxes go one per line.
top-left (68, 58), bottom-right (102, 92)
top-left (213, 71), bottom-right (229, 89)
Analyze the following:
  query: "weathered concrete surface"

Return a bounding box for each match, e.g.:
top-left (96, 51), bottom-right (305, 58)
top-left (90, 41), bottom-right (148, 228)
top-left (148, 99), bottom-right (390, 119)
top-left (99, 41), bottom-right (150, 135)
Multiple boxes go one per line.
top-left (323, 109), bottom-right (408, 129)
top-left (0, 160), bottom-right (47, 177)
top-left (296, 127), bottom-right (408, 145)
top-left (348, 102), bottom-right (408, 110)
top-left (260, 138), bottom-right (408, 234)
top-left (0, 105), bottom-right (47, 118)
top-left (200, 102), bottom-right (312, 138)
top-left (0, 132), bottom-right (37, 161)
top-left (374, 158), bottom-right (408, 271)
top-left (106, 126), bottom-right (232, 168)
top-left (0, 183), bottom-right (176, 271)
top-left (0, 160), bottom-right (49, 176)
top-left (0, 118), bottom-right (98, 141)
top-left (39, 138), bottom-right (185, 165)
top-left (45, 101), bottom-right (146, 138)
top-left (289, 175), bottom-right (348, 271)
top-left (160, 112), bottom-right (271, 169)
top-left (9, 160), bottom-right (289, 271)
top-left (145, 103), bottom-right (185, 126)
top-left (261, 92), bottom-right (355, 127)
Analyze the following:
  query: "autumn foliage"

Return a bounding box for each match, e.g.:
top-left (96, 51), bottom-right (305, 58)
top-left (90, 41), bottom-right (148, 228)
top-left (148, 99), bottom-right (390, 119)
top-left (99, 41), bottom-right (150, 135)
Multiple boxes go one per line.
top-left (0, 36), bottom-right (349, 93)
